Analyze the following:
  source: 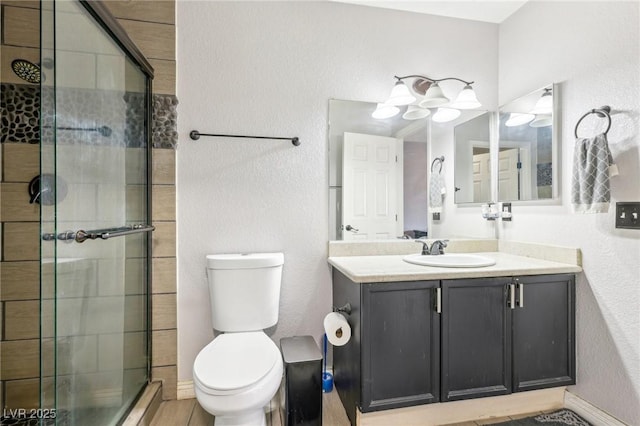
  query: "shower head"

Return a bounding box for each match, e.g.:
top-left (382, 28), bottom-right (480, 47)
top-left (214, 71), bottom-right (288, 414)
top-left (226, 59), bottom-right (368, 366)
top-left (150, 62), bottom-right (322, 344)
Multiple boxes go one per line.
top-left (11, 59), bottom-right (41, 83)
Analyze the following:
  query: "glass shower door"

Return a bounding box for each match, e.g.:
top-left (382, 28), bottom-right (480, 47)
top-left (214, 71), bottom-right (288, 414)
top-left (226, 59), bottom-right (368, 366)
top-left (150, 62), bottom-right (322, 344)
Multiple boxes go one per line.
top-left (40, 1), bottom-right (152, 424)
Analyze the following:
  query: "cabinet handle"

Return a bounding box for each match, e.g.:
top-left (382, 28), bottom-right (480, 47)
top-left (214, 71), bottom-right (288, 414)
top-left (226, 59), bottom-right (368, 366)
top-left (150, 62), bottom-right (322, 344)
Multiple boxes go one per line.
top-left (436, 287), bottom-right (442, 314)
top-left (509, 284), bottom-right (516, 309)
top-left (518, 283), bottom-right (524, 308)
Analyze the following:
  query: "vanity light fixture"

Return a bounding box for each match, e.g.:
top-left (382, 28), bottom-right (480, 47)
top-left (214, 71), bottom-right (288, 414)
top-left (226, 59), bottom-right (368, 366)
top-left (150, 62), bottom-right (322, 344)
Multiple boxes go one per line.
top-left (402, 105), bottom-right (431, 120)
top-left (530, 88), bottom-right (553, 115)
top-left (432, 107), bottom-right (461, 123)
top-left (529, 114), bottom-right (552, 127)
top-left (387, 74), bottom-right (481, 109)
top-left (373, 74), bottom-right (481, 121)
top-left (386, 80), bottom-right (417, 106)
top-left (505, 112), bottom-right (535, 127)
top-left (371, 103), bottom-right (400, 119)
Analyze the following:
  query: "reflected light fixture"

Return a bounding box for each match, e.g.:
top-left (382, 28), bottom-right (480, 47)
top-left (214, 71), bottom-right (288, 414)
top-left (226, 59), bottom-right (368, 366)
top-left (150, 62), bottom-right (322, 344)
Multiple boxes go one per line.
top-left (371, 103), bottom-right (400, 119)
top-left (505, 113), bottom-right (535, 127)
top-left (402, 105), bottom-right (431, 120)
top-left (432, 107), bottom-right (461, 123)
top-left (529, 114), bottom-right (552, 127)
top-left (530, 88), bottom-right (553, 115)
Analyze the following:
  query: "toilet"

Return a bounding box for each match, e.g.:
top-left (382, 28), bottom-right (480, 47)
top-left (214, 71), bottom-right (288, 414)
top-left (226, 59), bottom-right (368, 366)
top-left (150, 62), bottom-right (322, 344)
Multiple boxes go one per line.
top-left (193, 253), bottom-right (285, 426)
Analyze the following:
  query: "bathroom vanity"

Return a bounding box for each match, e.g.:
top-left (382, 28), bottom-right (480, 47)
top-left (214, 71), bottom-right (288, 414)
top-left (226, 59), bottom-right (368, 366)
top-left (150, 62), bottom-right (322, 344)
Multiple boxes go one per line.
top-left (328, 242), bottom-right (581, 425)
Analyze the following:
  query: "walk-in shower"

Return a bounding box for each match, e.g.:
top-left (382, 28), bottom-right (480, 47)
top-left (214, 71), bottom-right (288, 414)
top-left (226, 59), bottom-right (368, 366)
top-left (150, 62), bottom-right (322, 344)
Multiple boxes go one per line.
top-left (1, 0), bottom-right (153, 424)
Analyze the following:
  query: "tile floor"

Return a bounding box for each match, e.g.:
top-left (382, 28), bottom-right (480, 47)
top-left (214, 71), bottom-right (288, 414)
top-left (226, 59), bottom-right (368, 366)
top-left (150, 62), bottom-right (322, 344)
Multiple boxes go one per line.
top-left (150, 390), bottom-right (350, 426)
top-left (150, 393), bottom-right (550, 426)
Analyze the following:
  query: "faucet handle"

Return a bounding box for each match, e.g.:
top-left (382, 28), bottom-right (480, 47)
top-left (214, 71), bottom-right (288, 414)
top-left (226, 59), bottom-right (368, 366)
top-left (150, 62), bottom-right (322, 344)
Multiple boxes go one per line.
top-left (415, 239), bottom-right (430, 255)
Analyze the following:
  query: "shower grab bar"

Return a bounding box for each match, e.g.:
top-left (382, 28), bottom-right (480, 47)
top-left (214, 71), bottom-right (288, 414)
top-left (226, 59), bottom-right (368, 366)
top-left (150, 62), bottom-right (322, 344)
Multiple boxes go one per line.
top-left (42, 224), bottom-right (155, 243)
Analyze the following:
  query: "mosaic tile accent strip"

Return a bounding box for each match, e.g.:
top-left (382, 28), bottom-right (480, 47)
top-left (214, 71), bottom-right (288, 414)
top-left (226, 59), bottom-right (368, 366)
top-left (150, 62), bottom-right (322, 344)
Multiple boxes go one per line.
top-left (1, 83), bottom-right (178, 148)
top-left (1, 84), bottom-right (40, 143)
top-left (537, 162), bottom-right (552, 187)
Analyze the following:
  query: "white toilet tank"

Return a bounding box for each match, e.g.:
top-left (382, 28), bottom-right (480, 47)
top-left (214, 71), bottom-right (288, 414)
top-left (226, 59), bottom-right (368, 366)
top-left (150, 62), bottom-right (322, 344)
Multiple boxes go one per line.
top-left (206, 253), bottom-right (284, 332)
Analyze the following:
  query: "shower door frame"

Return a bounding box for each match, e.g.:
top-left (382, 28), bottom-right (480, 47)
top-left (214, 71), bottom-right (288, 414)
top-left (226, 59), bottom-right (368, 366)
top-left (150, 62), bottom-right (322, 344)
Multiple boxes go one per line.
top-left (41, 0), bottom-right (156, 418)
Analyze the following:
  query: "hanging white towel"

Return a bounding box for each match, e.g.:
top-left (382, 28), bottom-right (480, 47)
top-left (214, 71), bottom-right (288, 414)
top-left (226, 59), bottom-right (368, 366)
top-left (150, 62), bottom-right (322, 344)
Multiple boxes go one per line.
top-left (571, 133), bottom-right (618, 213)
top-left (429, 172), bottom-right (446, 213)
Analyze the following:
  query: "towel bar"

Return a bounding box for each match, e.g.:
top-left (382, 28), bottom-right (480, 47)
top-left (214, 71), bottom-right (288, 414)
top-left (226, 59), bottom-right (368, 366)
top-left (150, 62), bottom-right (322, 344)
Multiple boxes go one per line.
top-left (574, 106), bottom-right (611, 138)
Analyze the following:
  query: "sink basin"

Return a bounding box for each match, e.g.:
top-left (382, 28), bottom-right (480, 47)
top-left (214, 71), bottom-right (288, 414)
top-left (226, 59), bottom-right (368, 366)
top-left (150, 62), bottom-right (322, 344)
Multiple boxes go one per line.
top-left (403, 253), bottom-right (496, 268)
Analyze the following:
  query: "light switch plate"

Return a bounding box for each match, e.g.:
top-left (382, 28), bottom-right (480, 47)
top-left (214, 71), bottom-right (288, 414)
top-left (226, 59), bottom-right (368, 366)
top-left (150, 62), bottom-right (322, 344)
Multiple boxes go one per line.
top-left (615, 202), bottom-right (640, 229)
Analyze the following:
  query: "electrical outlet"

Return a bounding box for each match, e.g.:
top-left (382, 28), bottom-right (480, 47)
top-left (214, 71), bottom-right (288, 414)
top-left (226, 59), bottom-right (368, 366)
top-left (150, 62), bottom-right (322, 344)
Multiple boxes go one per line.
top-left (616, 202), bottom-right (640, 229)
top-left (433, 212), bottom-right (441, 221)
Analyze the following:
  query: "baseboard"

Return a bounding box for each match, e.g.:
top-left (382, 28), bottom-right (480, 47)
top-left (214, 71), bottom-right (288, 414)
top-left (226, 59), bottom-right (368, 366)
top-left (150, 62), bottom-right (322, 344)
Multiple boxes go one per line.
top-left (177, 380), bottom-right (196, 400)
top-left (564, 391), bottom-right (627, 426)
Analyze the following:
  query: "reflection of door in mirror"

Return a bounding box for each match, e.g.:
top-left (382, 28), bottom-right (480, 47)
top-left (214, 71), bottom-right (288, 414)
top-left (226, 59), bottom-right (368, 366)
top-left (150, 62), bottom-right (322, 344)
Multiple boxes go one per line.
top-left (498, 148), bottom-right (532, 200)
top-left (342, 132), bottom-right (402, 240)
top-left (453, 111), bottom-right (491, 204)
top-left (472, 149), bottom-right (491, 202)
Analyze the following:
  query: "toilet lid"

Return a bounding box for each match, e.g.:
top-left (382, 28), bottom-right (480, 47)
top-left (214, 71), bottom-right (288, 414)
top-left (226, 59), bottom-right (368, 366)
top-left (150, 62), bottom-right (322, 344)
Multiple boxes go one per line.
top-left (194, 332), bottom-right (279, 392)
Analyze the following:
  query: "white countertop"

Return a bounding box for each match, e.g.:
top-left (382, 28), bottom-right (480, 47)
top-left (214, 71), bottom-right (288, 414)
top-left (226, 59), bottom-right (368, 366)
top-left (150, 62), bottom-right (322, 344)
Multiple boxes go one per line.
top-left (328, 252), bottom-right (582, 283)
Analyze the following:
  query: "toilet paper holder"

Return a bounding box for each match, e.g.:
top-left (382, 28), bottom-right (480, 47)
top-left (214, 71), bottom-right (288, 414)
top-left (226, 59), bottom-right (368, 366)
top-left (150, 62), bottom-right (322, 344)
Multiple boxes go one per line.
top-left (332, 303), bottom-right (351, 316)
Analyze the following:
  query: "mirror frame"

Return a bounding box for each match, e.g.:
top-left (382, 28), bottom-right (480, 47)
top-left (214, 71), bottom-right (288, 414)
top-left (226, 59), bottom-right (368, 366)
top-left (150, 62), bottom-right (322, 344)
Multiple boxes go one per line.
top-left (497, 83), bottom-right (561, 205)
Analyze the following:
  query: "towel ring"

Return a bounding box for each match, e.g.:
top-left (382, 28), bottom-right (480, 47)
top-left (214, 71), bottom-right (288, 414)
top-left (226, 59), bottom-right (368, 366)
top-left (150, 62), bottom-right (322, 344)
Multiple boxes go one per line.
top-left (431, 156), bottom-right (445, 173)
top-left (574, 105), bottom-right (611, 138)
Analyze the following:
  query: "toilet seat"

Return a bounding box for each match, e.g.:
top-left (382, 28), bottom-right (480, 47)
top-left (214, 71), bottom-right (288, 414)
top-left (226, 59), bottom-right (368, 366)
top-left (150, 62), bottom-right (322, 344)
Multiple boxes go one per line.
top-left (194, 332), bottom-right (280, 395)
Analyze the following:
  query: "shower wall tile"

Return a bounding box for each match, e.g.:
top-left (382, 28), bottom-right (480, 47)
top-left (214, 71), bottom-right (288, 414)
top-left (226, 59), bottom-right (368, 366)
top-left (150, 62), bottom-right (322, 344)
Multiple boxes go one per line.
top-left (0, 1), bottom-right (40, 9)
top-left (2, 143), bottom-right (39, 181)
top-left (117, 19), bottom-right (175, 61)
top-left (3, 299), bottom-right (53, 340)
top-left (152, 222), bottom-right (176, 258)
top-left (152, 185), bottom-right (176, 221)
top-left (152, 258), bottom-right (177, 294)
top-left (2, 222), bottom-right (39, 261)
top-left (0, 45), bottom-right (39, 86)
top-left (0, 261), bottom-right (39, 301)
top-left (152, 294), bottom-right (177, 331)
top-left (0, 182), bottom-right (39, 221)
top-left (151, 366), bottom-right (177, 401)
top-left (152, 329), bottom-right (177, 367)
top-left (105, 1), bottom-right (175, 25)
top-left (148, 59), bottom-right (176, 96)
top-left (152, 149), bottom-right (176, 183)
top-left (1, 339), bottom-right (39, 380)
top-left (2, 6), bottom-right (39, 48)
top-left (3, 378), bottom-right (46, 410)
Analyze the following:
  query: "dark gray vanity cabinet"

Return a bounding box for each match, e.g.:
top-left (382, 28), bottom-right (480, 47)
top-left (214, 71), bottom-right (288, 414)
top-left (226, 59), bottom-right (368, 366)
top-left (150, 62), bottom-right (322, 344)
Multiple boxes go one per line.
top-left (361, 280), bottom-right (440, 412)
top-left (332, 268), bottom-right (576, 425)
top-left (512, 274), bottom-right (576, 391)
top-left (441, 277), bottom-right (513, 402)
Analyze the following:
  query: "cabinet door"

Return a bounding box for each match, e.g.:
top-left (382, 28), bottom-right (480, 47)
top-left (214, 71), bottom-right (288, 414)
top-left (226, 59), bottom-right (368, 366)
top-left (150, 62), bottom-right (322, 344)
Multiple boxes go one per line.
top-left (441, 278), bottom-right (512, 402)
top-left (513, 274), bottom-right (576, 391)
top-left (361, 281), bottom-right (440, 412)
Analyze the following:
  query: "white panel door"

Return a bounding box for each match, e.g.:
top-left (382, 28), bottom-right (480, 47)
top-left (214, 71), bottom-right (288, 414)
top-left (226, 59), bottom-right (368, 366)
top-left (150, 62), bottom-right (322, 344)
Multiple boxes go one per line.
top-left (472, 152), bottom-right (491, 203)
top-left (498, 148), bottom-right (520, 201)
top-left (342, 132), bottom-right (400, 240)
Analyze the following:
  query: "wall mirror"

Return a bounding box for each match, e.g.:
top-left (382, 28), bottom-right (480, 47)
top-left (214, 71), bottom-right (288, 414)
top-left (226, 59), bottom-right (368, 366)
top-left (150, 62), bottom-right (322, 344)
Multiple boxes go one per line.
top-left (498, 84), bottom-right (558, 202)
top-left (451, 111), bottom-right (492, 204)
top-left (329, 99), bottom-right (429, 240)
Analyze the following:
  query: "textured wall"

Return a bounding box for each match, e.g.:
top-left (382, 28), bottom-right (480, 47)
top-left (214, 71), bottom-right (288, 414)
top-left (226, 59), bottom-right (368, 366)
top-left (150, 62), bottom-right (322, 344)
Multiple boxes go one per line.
top-left (176, 1), bottom-right (498, 381)
top-left (497, 2), bottom-right (640, 424)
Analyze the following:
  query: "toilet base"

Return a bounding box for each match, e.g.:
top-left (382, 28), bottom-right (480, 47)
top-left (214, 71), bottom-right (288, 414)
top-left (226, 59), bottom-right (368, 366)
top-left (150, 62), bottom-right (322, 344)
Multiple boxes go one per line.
top-left (213, 409), bottom-right (266, 426)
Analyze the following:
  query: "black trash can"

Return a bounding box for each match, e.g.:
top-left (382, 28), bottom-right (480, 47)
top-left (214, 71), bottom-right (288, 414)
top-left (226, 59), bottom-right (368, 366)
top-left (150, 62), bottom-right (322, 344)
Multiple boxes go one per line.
top-left (280, 336), bottom-right (322, 426)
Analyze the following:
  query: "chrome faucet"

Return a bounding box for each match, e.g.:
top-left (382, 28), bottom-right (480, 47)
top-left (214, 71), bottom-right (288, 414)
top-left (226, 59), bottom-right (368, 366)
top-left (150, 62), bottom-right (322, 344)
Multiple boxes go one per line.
top-left (415, 239), bottom-right (449, 255)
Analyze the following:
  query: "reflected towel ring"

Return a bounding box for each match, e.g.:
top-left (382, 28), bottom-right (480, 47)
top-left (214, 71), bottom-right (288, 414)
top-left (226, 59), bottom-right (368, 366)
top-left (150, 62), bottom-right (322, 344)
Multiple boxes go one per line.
top-left (574, 105), bottom-right (611, 138)
top-left (430, 155), bottom-right (445, 174)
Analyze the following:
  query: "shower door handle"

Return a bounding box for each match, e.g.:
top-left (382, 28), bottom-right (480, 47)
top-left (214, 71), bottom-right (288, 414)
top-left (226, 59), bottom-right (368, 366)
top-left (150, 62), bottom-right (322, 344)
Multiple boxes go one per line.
top-left (42, 224), bottom-right (155, 243)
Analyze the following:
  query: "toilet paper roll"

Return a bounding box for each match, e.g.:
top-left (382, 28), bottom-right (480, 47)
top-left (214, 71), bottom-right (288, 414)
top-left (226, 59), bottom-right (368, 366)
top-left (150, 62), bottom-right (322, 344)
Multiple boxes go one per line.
top-left (323, 312), bottom-right (351, 346)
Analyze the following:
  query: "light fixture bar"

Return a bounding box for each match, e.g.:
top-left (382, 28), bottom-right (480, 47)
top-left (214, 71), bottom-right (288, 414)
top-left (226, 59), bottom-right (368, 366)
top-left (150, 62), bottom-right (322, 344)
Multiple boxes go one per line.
top-left (394, 75), bottom-right (475, 86)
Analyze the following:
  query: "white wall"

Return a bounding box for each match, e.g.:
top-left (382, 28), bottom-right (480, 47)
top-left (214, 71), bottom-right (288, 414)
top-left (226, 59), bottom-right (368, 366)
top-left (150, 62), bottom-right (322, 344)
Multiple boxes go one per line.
top-left (498, 2), bottom-right (639, 424)
top-left (176, 1), bottom-right (497, 381)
